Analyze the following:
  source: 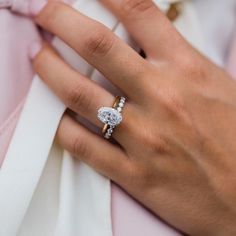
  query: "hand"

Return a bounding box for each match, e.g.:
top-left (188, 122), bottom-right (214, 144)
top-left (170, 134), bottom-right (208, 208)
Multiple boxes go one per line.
top-left (31, 1), bottom-right (236, 235)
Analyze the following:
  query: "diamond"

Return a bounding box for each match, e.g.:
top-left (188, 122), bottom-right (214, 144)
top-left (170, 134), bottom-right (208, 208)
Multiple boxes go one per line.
top-left (119, 102), bottom-right (124, 108)
top-left (97, 107), bottom-right (122, 126)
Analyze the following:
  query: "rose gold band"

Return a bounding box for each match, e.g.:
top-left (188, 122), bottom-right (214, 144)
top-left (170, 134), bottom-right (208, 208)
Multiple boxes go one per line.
top-left (102, 96), bottom-right (121, 135)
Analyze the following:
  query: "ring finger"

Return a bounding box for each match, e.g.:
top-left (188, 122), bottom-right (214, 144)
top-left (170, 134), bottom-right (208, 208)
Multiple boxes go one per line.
top-left (32, 44), bottom-right (136, 146)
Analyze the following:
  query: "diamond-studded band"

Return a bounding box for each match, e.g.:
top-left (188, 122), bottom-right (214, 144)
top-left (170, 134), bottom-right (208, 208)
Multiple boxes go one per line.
top-left (104, 96), bottom-right (126, 139)
top-left (97, 96), bottom-right (126, 139)
top-left (102, 96), bottom-right (120, 135)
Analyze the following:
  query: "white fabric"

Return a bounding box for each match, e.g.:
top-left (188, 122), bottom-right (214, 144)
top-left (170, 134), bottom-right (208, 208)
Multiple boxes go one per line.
top-left (0, 0), bottom-right (235, 236)
top-left (193, 0), bottom-right (236, 66)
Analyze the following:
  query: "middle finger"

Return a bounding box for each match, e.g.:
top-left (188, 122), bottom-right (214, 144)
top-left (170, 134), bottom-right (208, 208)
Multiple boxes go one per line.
top-left (33, 1), bottom-right (150, 99)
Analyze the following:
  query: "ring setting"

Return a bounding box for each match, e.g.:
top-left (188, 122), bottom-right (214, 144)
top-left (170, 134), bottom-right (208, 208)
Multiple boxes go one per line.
top-left (97, 96), bottom-right (126, 139)
top-left (97, 107), bottom-right (122, 127)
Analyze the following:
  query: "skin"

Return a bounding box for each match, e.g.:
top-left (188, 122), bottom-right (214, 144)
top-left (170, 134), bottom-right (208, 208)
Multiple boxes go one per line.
top-left (32, 0), bottom-right (236, 235)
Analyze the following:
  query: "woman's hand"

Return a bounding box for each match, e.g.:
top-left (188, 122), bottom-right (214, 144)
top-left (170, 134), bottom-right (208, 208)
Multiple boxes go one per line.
top-left (30, 0), bottom-right (236, 235)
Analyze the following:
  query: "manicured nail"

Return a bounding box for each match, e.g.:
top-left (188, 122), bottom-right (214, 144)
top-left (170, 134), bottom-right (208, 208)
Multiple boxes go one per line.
top-left (28, 41), bottom-right (42, 60)
top-left (29, 0), bottom-right (47, 16)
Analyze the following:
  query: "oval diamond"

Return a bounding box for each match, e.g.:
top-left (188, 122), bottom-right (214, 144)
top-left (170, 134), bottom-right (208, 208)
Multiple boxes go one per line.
top-left (97, 107), bottom-right (122, 126)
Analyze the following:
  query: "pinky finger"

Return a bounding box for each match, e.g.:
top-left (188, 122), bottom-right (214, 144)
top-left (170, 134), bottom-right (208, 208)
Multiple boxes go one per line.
top-left (57, 114), bottom-right (129, 182)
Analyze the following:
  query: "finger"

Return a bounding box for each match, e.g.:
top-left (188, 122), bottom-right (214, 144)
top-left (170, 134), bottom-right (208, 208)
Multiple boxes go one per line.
top-left (100, 0), bottom-right (184, 60)
top-left (57, 114), bottom-right (130, 183)
top-left (33, 45), bottom-right (113, 126)
top-left (34, 1), bottom-right (150, 98)
top-left (33, 45), bottom-right (135, 145)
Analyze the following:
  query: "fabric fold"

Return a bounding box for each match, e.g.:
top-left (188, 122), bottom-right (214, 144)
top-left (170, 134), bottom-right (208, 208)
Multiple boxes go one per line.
top-left (0, 78), bottom-right (66, 236)
top-left (0, 1), bottom-right (119, 235)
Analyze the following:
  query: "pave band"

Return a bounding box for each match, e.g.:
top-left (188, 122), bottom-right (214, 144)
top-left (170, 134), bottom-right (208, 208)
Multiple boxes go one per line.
top-left (104, 96), bottom-right (126, 139)
top-left (97, 96), bottom-right (126, 139)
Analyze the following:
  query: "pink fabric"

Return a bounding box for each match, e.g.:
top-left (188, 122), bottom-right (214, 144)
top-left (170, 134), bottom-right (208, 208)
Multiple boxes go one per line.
top-left (111, 184), bottom-right (181, 235)
top-left (0, 101), bottom-right (23, 165)
top-left (0, 6), bottom-right (40, 164)
top-left (0, 1), bottom-right (236, 235)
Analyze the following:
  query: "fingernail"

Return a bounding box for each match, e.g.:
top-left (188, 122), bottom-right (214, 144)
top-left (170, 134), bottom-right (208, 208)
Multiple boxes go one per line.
top-left (29, 0), bottom-right (47, 16)
top-left (28, 41), bottom-right (42, 60)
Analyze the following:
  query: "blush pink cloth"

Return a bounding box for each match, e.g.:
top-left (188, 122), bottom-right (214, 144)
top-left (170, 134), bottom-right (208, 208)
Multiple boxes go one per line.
top-left (0, 1), bottom-right (236, 236)
top-left (0, 6), bottom-right (40, 164)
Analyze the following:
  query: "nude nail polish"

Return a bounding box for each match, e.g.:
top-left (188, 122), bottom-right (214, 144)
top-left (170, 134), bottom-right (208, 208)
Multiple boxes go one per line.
top-left (28, 41), bottom-right (42, 60)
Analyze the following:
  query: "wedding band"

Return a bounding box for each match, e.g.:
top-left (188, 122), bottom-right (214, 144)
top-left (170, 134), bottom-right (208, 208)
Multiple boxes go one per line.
top-left (104, 96), bottom-right (126, 139)
top-left (102, 96), bottom-right (120, 135)
top-left (97, 96), bottom-right (126, 139)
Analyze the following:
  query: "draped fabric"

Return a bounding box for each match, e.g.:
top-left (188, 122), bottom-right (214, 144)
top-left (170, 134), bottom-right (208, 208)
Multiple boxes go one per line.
top-left (0, 0), bottom-right (235, 236)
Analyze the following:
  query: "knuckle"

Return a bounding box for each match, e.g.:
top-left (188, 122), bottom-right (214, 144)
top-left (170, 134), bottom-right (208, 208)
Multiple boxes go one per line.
top-left (157, 88), bottom-right (186, 119)
top-left (138, 167), bottom-right (158, 188)
top-left (142, 131), bottom-right (168, 154)
top-left (175, 55), bottom-right (209, 84)
top-left (150, 136), bottom-right (169, 154)
top-left (126, 162), bottom-right (156, 189)
top-left (124, 163), bottom-right (141, 186)
top-left (121, 0), bottom-right (155, 16)
top-left (133, 123), bottom-right (169, 155)
top-left (65, 82), bottom-right (93, 113)
top-left (72, 137), bottom-right (90, 158)
top-left (85, 27), bottom-right (115, 57)
top-left (186, 65), bottom-right (208, 83)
